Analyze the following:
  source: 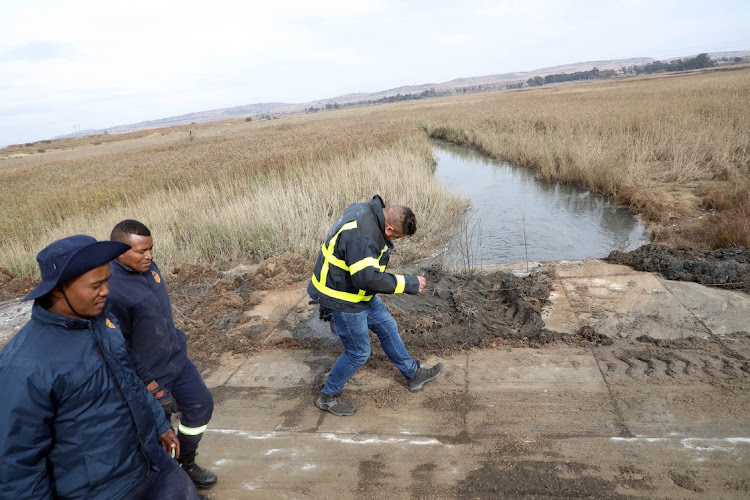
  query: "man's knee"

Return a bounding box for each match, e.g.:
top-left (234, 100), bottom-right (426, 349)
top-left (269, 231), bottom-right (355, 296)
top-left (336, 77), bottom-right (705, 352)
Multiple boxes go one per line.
top-left (176, 385), bottom-right (214, 424)
top-left (189, 393), bottom-right (214, 423)
top-left (346, 346), bottom-right (370, 367)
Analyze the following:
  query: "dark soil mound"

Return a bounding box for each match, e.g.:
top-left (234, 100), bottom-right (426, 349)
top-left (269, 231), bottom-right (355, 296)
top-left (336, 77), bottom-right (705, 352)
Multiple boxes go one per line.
top-left (606, 244), bottom-right (750, 293)
top-left (166, 254), bottom-right (561, 365)
top-left (385, 266), bottom-right (561, 356)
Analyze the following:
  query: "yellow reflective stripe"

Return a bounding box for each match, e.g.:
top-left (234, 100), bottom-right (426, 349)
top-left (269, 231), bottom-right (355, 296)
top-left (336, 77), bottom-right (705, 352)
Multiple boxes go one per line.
top-left (349, 245), bottom-right (389, 275)
top-left (378, 246), bottom-right (388, 271)
top-left (321, 221), bottom-right (357, 271)
top-left (394, 274), bottom-right (406, 294)
top-left (322, 243), bottom-right (349, 270)
top-left (311, 274), bottom-right (373, 303)
top-left (178, 423), bottom-right (207, 436)
top-left (339, 220), bottom-right (358, 231)
top-left (349, 257), bottom-right (381, 275)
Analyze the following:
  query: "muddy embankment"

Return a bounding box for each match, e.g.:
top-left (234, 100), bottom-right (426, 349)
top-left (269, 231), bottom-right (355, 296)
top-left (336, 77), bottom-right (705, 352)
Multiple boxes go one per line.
top-left (606, 244), bottom-right (750, 293)
top-left (1, 244), bottom-right (748, 366)
top-left (159, 244), bottom-right (750, 371)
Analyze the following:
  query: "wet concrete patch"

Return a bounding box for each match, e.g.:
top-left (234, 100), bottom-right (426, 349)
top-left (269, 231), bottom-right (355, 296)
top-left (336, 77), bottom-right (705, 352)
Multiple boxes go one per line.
top-left (466, 348), bottom-right (603, 391)
top-left (226, 351), bottom-right (327, 388)
top-left (656, 277), bottom-right (750, 336)
top-left (545, 261), bottom-right (712, 340)
top-left (454, 459), bottom-right (628, 499)
top-left (465, 390), bottom-right (619, 438)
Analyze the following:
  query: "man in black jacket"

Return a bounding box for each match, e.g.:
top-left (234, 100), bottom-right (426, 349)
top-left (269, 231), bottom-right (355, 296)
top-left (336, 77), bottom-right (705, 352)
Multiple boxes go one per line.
top-left (108, 220), bottom-right (217, 489)
top-left (308, 195), bottom-right (443, 416)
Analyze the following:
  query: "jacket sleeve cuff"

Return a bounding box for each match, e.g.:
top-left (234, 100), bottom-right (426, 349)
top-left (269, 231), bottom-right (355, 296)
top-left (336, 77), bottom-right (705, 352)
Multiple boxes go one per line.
top-left (404, 275), bottom-right (420, 295)
top-left (156, 418), bottom-right (172, 436)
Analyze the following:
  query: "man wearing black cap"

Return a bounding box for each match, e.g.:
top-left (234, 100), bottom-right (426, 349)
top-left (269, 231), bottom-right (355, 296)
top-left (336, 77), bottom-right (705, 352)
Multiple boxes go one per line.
top-left (0, 235), bottom-right (201, 499)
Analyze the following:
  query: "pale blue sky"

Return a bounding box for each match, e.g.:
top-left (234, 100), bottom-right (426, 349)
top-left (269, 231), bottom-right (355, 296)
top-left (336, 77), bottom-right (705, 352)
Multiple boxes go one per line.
top-left (1, 0), bottom-right (748, 146)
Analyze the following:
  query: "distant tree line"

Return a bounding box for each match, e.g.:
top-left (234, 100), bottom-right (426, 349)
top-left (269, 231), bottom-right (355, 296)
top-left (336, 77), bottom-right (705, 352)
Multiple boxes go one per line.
top-left (526, 67), bottom-right (603, 87)
top-left (305, 88), bottom-right (440, 113)
top-left (622, 53), bottom-right (715, 75)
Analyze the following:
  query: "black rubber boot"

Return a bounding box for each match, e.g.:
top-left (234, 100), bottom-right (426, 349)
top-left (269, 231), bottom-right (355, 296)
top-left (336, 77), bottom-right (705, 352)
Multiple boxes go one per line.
top-left (179, 452), bottom-right (217, 489)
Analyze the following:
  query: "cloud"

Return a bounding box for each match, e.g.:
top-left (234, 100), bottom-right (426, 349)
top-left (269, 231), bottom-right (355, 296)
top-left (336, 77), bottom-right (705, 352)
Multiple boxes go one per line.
top-left (1, 41), bottom-right (77, 62)
top-left (433, 33), bottom-right (475, 47)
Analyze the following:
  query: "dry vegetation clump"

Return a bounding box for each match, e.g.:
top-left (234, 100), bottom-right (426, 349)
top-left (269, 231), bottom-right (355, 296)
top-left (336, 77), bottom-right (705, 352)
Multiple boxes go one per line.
top-left (700, 176), bottom-right (750, 248)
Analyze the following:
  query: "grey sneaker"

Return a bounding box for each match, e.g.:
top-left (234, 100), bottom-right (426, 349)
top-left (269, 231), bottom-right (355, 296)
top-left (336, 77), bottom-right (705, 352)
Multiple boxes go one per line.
top-left (409, 362), bottom-right (444, 392)
top-left (316, 392), bottom-right (357, 416)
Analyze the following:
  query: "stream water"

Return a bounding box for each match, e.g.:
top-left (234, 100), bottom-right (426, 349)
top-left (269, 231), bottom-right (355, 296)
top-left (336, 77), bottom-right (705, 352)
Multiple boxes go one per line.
top-left (433, 140), bottom-right (649, 265)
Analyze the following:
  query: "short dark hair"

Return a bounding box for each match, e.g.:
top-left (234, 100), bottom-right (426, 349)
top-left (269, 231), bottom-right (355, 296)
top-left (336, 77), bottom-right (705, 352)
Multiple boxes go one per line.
top-left (111, 219), bottom-right (151, 242)
top-left (392, 206), bottom-right (417, 236)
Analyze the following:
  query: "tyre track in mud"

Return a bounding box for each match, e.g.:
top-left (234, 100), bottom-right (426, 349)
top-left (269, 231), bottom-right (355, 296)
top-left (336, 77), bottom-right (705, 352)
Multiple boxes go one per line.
top-left (594, 335), bottom-right (750, 388)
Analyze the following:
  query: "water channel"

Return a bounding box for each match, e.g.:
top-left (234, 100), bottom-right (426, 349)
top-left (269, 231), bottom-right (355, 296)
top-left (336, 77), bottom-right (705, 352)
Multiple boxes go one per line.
top-left (432, 140), bottom-right (649, 266)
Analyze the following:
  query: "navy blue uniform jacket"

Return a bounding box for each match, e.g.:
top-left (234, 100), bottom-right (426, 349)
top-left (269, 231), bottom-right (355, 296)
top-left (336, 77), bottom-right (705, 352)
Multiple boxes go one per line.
top-left (108, 261), bottom-right (187, 386)
top-left (0, 302), bottom-right (171, 499)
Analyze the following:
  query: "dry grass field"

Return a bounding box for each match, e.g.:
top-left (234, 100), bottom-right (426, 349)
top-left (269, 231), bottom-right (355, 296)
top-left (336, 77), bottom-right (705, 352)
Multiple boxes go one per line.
top-left (1, 68), bottom-right (748, 277)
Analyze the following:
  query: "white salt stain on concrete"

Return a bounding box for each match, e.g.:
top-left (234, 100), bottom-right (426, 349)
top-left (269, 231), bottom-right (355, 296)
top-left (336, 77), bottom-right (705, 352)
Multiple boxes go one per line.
top-left (611, 436), bottom-right (750, 452)
top-left (208, 428), bottom-right (277, 440)
top-left (681, 438), bottom-right (750, 451)
top-left (320, 433), bottom-right (441, 446)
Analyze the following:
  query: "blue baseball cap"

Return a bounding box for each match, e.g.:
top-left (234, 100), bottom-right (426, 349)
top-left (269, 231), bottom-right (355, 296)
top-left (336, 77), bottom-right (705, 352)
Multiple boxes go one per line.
top-left (23, 235), bottom-right (131, 301)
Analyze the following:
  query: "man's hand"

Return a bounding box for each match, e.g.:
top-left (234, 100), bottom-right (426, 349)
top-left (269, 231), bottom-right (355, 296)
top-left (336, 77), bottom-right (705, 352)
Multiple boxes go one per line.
top-left (150, 384), bottom-right (179, 416)
top-left (159, 428), bottom-right (180, 459)
top-left (417, 276), bottom-right (426, 293)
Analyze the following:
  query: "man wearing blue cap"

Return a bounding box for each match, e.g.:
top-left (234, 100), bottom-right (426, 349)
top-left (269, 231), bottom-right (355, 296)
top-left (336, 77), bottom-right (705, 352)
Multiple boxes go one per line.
top-left (0, 235), bottom-right (202, 499)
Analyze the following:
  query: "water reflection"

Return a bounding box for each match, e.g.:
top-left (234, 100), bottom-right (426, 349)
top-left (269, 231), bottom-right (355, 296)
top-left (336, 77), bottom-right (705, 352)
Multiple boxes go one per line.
top-left (433, 140), bottom-right (649, 265)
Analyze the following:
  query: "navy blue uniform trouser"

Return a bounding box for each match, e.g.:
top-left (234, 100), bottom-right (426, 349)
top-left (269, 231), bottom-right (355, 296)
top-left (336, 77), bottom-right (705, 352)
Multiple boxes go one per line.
top-left (165, 359), bottom-right (214, 456)
top-left (121, 450), bottom-right (199, 499)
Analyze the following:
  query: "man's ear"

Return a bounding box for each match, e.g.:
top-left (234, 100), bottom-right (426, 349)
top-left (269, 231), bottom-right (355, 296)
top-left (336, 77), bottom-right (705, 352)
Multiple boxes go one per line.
top-left (49, 286), bottom-right (64, 299)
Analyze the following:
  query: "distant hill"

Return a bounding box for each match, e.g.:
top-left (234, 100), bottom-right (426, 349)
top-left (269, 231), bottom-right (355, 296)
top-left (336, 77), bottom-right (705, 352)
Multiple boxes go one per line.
top-left (53, 51), bottom-right (750, 139)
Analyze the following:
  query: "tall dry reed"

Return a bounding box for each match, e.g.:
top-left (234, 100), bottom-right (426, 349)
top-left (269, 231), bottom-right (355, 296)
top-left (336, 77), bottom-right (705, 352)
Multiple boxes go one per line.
top-left (1, 137), bottom-right (465, 277)
top-left (2, 68), bottom-right (748, 277)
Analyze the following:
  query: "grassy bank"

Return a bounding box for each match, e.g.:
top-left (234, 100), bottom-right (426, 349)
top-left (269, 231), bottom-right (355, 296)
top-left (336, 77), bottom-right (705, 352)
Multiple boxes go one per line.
top-left (417, 69), bottom-right (750, 247)
top-left (1, 68), bottom-right (748, 277)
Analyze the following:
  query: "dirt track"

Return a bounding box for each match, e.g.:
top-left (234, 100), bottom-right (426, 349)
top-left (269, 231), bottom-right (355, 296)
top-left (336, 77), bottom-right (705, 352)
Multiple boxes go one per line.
top-left (165, 251), bottom-right (750, 498)
top-left (1, 249), bottom-right (749, 498)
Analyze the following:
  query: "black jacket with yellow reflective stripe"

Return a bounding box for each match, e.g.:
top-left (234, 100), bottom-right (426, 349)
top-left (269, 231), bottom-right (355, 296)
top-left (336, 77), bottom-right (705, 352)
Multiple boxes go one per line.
top-left (307, 195), bottom-right (421, 313)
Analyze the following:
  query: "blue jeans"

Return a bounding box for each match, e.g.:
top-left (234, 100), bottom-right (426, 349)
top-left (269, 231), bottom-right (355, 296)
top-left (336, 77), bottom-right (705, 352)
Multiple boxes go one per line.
top-left (121, 450), bottom-right (198, 499)
top-left (322, 296), bottom-right (418, 395)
